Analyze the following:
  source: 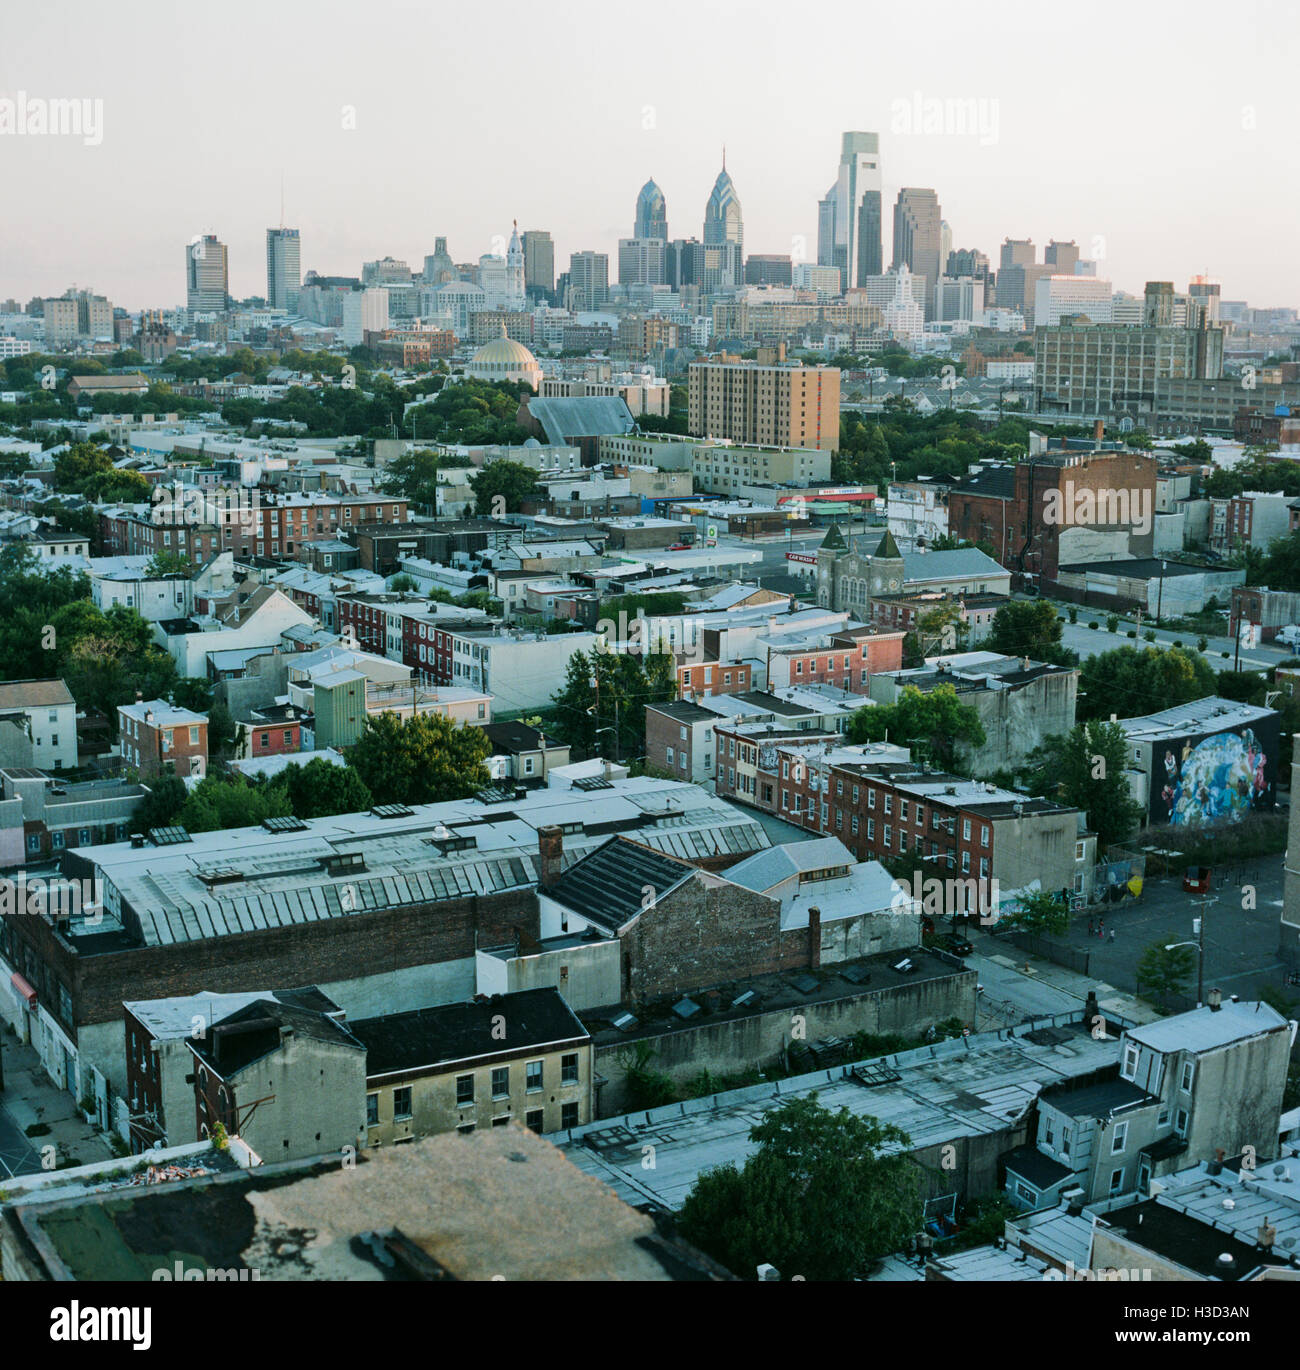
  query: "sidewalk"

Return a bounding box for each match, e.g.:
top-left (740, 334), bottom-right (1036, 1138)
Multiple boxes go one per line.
top-left (0, 1032), bottom-right (114, 1175)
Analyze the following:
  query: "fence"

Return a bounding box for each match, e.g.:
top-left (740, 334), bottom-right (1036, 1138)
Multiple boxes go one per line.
top-left (1001, 928), bottom-right (1092, 976)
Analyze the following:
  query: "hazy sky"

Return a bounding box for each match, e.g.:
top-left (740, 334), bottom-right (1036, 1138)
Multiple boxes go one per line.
top-left (2, 0), bottom-right (1295, 311)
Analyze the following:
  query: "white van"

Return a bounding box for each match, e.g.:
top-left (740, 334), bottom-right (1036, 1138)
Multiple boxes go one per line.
top-left (1276, 624), bottom-right (1300, 648)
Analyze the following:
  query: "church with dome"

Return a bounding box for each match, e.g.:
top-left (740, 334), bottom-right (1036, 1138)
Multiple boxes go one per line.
top-left (465, 322), bottom-right (543, 392)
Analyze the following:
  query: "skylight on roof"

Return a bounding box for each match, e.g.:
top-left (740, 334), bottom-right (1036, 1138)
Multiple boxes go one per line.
top-left (148, 825), bottom-right (192, 846)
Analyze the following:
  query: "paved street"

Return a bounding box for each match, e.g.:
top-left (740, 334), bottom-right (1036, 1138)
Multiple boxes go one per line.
top-left (1048, 599), bottom-right (1293, 674)
top-left (0, 1095), bottom-right (41, 1178)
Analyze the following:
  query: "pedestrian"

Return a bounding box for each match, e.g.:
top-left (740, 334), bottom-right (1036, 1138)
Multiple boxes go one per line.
top-left (1087, 917), bottom-right (1094, 936)
top-left (1098, 919), bottom-right (1105, 939)
top-left (1109, 929), bottom-right (1116, 943)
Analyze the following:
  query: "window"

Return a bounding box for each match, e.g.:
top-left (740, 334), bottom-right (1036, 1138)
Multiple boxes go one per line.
top-left (1061, 1126), bottom-right (1071, 1156)
top-left (526, 1109), bottom-right (544, 1133)
top-left (456, 1074), bottom-right (474, 1106)
top-left (1180, 1061), bottom-right (1194, 1092)
top-left (867, 788), bottom-right (876, 810)
top-left (561, 1102), bottom-right (579, 1129)
top-left (851, 785), bottom-right (859, 804)
top-left (492, 1116), bottom-right (510, 1127)
top-left (51, 831), bottom-right (65, 850)
top-left (189, 726), bottom-right (199, 745)
top-left (665, 746), bottom-right (674, 766)
top-left (899, 830), bottom-right (908, 853)
top-left (1112, 1121), bottom-right (1129, 1153)
top-left (491, 1066), bottom-right (509, 1099)
top-left (1158, 1108), bottom-right (1170, 1127)
top-left (561, 1053), bottom-right (579, 1084)
top-left (899, 798), bottom-right (908, 821)
top-left (393, 1086), bottom-right (412, 1120)
top-left (884, 793), bottom-right (892, 815)
top-left (883, 824), bottom-right (892, 848)
top-left (526, 1061), bottom-right (543, 1092)
top-left (1175, 1109), bottom-right (1188, 1137)
top-left (981, 825), bottom-right (989, 846)
top-left (836, 778), bottom-right (843, 797)
top-left (866, 818), bottom-right (875, 840)
top-left (962, 818), bottom-right (972, 840)
top-left (1014, 1181), bottom-right (1037, 1205)
top-left (961, 850), bottom-right (970, 873)
top-left (1121, 1044), bottom-right (1139, 1080)
top-left (850, 814), bottom-right (859, 835)
top-left (1044, 1120), bottom-right (1054, 1146)
top-left (1109, 1168), bottom-right (1125, 1195)
top-left (366, 1093), bottom-right (379, 1126)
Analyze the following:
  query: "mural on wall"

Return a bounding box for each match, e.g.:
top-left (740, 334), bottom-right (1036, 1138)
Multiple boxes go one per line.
top-left (1152, 717), bottom-right (1278, 826)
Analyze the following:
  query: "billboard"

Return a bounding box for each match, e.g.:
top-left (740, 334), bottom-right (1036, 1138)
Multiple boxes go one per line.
top-left (1147, 712), bottom-right (1279, 826)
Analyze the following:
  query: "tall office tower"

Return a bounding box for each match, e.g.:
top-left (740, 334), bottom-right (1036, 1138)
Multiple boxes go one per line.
top-left (948, 248), bottom-right (992, 289)
top-left (817, 132), bottom-right (882, 293)
top-left (935, 276), bottom-right (984, 323)
top-left (634, 179), bottom-right (668, 240)
top-left (744, 255), bottom-right (793, 286)
top-left (940, 220), bottom-right (952, 270)
top-left (891, 188), bottom-right (942, 320)
top-left (1000, 238), bottom-right (1035, 270)
top-left (266, 227), bottom-right (301, 310)
top-left (1144, 281), bottom-right (1176, 326)
top-left (186, 234), bottom-right (229, 314)
top-left (1044, 239), bottom-right (1081, 274)
top-left (1188, 275), bottom-right (1221, 324)
top-left (422, 237), bottom-right (457, 285)
top-left (42, 298), bottom-right (78, 345)
top-left (618, 238), bottom-right (667, 287)
top-left (666, 238), bottom-right (704, 290)
top-left (568, 252), bottom-right (610, 310)
top-left (703, 156), bottom-right (743, 253)
top-left (1034, 274), bottom-right (1113, 326)
top-left (522, 231), bottom-right (555, 296)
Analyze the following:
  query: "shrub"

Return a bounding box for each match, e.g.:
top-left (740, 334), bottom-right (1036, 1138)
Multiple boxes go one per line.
top-left (1197, 636), bottom-right (1208, 651)
top-left (1173, 640), bottom-right (1183, 648)
top-left (1144, 630), bottom-right (1156, 642)
top-left (25, 1122), bottom-right (50, 1138)
top-left (1087, 620), bottom-right (1099, 630)
top-left (1106, 615), bottom-right (1119, 632)
top-left (1222, 651), bottom-right (1230, 659)
top-left (1126, 630), bottom-right (1136, 638)
top-left (1067, 608), bottom-right (1078, 624)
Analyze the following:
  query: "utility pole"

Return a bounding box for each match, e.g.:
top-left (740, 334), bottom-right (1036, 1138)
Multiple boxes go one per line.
top-left (1194, 895), bottom-right (1215, 1007)
top-left (1156, 559), bottom-right (1166, 626)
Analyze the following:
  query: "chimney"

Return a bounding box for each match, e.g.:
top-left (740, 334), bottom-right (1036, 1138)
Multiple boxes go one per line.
top-left (538, 826), bottom-right (563, 888)
top-left (1093, 418), bottom-right (1104, 448)
top-left (1083, 990), bottom-right (1100, 1027)
top-left (135, 690), bottom-right (143, 703)
top-left (808, 906), bottom-right (822, 970)
top-left (1208, 987), bottom-right (1222, 1012)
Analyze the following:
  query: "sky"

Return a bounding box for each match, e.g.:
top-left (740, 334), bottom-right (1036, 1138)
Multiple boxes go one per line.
top-left (1, 0), bottom-right (1296, 312)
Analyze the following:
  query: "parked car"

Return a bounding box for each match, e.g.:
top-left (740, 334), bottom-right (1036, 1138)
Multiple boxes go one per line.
top-left (933, 931), bottom-right (974, 957)
top-left (1276, 624), bottom-right (1300, 648)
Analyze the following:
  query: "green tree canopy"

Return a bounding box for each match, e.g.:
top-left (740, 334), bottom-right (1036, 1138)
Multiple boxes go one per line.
top-left (379, 447), bottom-right (442, 513)
top-left (347, 712), bottom-right (491, 805)
top-left (847, 683), bottom-right (986, 772)
top-left (1136, 941), bottom-right (1197, 1009)
top-left (1046, 720), bottom-right (1144, 849)
top-left (269, 757), bottom-right (373, 819)
top-left (1077, 645), bottom-right (1216, 722)
top-left (677, 1095), bottom-right (921, 1281)
top-left (469, 459), bottom-right (541, 516)
top-left (986, 599), bottom-right (1076, 666)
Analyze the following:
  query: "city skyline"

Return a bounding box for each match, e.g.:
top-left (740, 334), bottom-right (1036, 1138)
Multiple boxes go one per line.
top-left (1, 0), bottom-right (1295, 309)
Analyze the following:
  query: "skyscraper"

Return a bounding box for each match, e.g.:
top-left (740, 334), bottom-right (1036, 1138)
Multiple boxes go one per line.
top-left (522, 231), bottom-right (555, 296)
top-left (817, 132), bottom-right (883, 294)
top-left (634, 179), bottom-right (668, 241)
top-left (702, 156), bottom-right (743, 292)
top-left (568, 252), bottom-right (609, 310)
top-left (186, 234), bottom-right (228, 314)
top-left (423, 237), bottom-right (457, 285)
top-left (891, 189), bottom-right (942, 320)
top-left (506, 223), bottom-right (526, 308)
top-left (266, 227), bottom-right (301, 311)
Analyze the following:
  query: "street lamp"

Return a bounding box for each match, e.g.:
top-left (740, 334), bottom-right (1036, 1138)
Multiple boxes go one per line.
top-left (1166, 896), bottom-right (1213, 1006)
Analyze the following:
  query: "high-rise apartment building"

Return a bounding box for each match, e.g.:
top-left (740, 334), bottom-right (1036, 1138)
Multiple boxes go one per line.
top-left (744, 255), bottom-right (793, 287)
top-left (891, 188), bottom-right (942, 320)
top-left (1044, 239), bottom-right (1081, 273)
top-left (688, 356), bottom-right (840, 452)
top-left (568, 252), bottom-right (610, 310)
top-left (186, 235), bottom-right (229, 314)
top-left (935, 276), bottom-right (984, 323)
top-left (634, 179), bottom-right (668, 240)
top-left (1188, 276), bottom-right (1221, 325)
top-left (42, 297), bottom-right (78, 346)
top-left (522, 231), bottom-right (555, 296)
top-left (266, 227), bottom-right (301, 311)
top-left (817, 131), bottom-right (883, 293)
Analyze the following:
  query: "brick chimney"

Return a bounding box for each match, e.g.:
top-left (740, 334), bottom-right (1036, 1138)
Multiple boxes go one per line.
top-left (808, 906), bottom-right (822, 970)
top-left (537, 826), bottom-right (563, 888)
top-left (1093, 418), bottom-right (1104, 448)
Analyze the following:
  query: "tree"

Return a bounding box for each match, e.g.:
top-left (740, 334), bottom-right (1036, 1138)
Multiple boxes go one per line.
top-left (145, 549), bottom-right (195, 578)
top-left (347, 712), bottom-right (491, 805)
top-left (206, 700), bottom-right (237, 758)
top-left (998, 887), bottom-right (1069, 936)
top-left (1216, 670), bottom-right (1266, 705)
top-left (81, 468), bottom-right (153, 504)
top-left (848, 684), bottom-right (986, 772)
top-left (903, 602), bottom-right (968, 665)
top-left (469, 460), bottom-right (540, 516)
top-left (170, 677), bottom-right (214, 712)
top-left (1050, 720), bottom-right (1144, 849)
top-left (1136, 941), bottom-right (1196, 1009)
top-left (177, 775), bottom-right (293, 833)
top-left (1077, 645), bottom-right (1216, 722)
top-left (379, 447), bottom-right (441, 513)
top-left (134, 775), bottom-right (187, 832)
top-left (52, 441), bottom-right (114, 493)
top-left (677, 1096), bottom-right (920, 1281)
top-left (551, 650), bottom-right (598, 756)
top-left (269, 757), bottom-right (373, 819)
top-left (987, 599), bottom-right (1076, 666)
